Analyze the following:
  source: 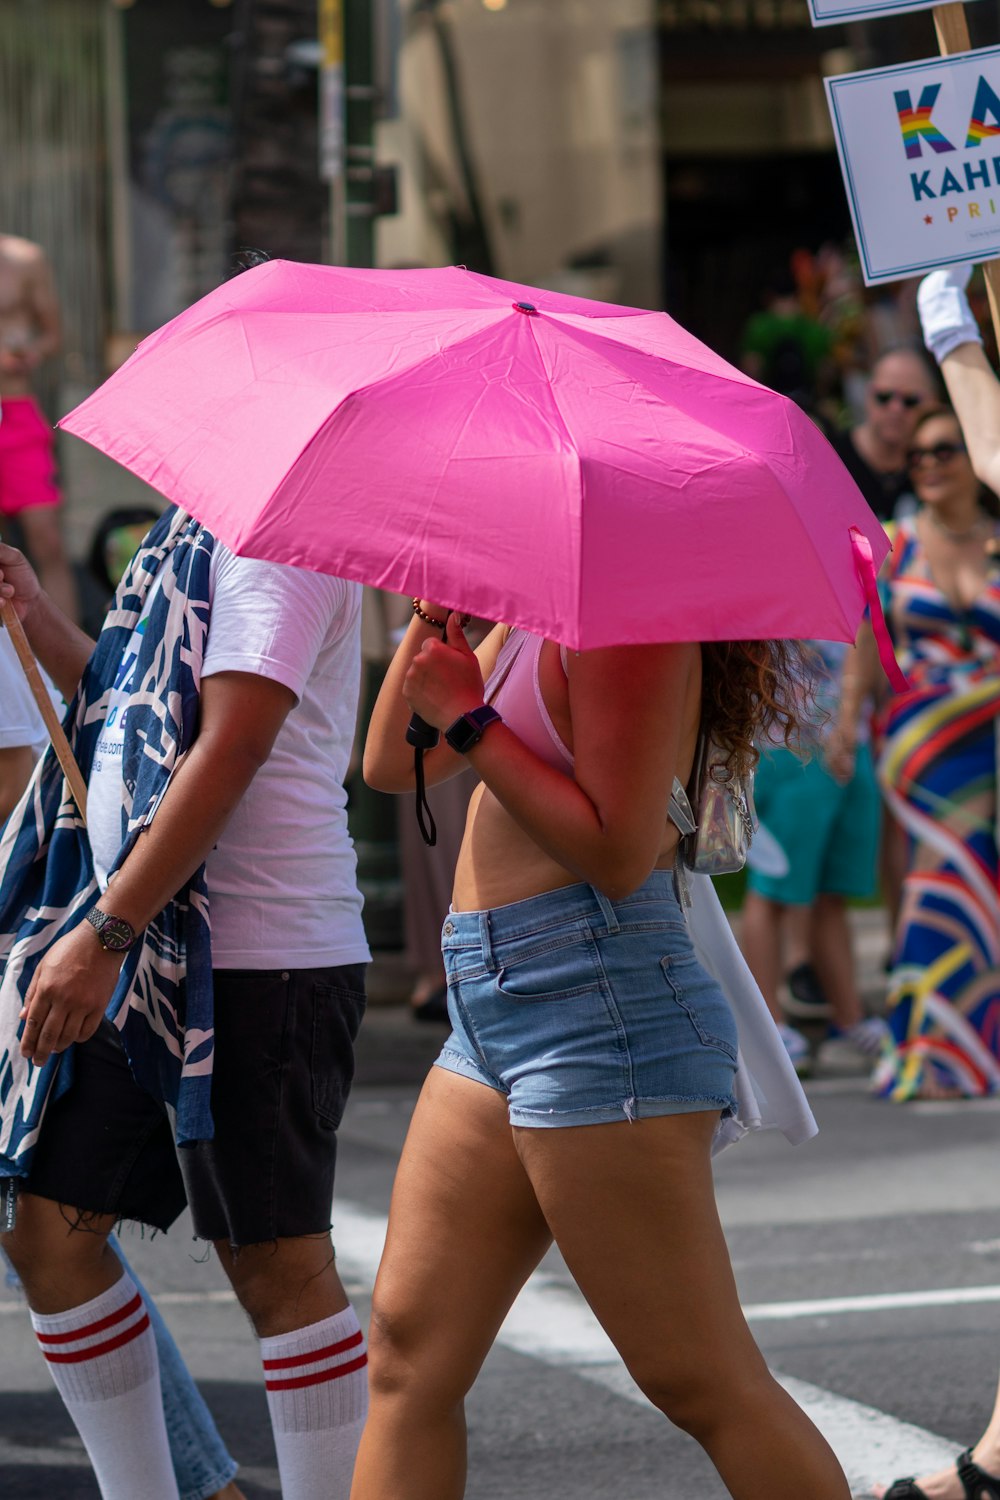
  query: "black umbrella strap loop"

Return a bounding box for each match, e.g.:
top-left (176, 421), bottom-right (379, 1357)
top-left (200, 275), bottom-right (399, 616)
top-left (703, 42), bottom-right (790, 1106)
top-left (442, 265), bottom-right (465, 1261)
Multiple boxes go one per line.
top-left (414, 746), bottom-right (437, 847)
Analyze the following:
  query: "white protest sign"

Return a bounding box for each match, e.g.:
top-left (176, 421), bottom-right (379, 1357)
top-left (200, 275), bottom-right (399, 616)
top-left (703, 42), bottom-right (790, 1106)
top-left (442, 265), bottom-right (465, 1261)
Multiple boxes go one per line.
top-left (809, 0), bottom-right (973, 27)
top-left (827, 48), bottom-right (1000, 283)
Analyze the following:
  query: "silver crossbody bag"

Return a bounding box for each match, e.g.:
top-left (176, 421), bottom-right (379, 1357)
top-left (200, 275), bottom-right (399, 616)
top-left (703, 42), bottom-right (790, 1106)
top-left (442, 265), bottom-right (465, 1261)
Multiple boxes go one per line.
top-left (671, 733), bottom-right (757, 877)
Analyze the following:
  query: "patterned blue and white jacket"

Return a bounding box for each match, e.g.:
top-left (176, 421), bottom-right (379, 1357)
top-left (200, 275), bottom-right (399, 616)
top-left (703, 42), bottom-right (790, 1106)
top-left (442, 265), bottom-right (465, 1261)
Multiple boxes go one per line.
top-left (0, 507), bottom-right (216, 1213)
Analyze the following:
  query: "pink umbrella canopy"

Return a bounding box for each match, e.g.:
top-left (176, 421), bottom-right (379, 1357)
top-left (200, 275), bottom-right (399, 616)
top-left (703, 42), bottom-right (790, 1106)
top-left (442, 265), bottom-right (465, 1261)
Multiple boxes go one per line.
top-left (61, 261), bottom-right (889, 649)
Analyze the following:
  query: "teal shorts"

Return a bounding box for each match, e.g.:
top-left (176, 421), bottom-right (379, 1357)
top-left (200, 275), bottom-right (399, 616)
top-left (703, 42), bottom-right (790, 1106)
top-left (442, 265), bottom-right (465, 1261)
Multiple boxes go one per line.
top-left (747, 742), bottom-right (880, 905)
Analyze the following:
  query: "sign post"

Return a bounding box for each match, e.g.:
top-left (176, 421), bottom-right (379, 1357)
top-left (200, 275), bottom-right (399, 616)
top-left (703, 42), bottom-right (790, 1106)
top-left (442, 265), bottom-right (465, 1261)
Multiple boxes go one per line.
top-left (932, 2), bottom-right (1000, 339)
top-left (0, 599), bottom-right (86, 819)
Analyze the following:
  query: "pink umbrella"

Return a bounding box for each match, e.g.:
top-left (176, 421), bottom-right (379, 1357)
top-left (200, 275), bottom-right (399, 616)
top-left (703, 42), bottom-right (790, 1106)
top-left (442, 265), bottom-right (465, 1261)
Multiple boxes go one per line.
top-left (61, 261), bottom-right (891, 651)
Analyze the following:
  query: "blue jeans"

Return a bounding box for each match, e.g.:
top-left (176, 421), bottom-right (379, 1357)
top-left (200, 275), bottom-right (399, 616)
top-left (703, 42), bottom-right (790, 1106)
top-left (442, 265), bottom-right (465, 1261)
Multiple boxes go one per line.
top-left (4, 1236), bottom-right (237, 1499)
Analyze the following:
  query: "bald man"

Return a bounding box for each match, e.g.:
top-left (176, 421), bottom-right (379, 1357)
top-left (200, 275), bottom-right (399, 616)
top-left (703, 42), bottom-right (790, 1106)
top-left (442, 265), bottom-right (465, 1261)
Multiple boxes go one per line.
top-left (0, 235), bottom-right (78, 618)
top-left (829, 347), bottom-right (940, 522)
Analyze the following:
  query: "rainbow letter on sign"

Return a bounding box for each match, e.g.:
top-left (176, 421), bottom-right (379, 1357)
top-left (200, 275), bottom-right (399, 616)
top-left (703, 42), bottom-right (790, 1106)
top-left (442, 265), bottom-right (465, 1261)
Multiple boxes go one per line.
top-left (965, 76), bottom-right (1000, 147)
top-left (895, 85), bottom-right (956, 158)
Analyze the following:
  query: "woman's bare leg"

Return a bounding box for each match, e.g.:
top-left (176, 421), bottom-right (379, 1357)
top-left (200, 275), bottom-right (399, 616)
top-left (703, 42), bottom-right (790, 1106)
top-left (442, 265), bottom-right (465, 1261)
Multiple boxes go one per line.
top-left (349, 1067), bottom-right (552, 1500)
top-left (810, 893), bottom-right (865, 1029)
top-left (739, 891), bottom-right (786, 1023)
top-left (515, 1110), bottom-right (850, 1500)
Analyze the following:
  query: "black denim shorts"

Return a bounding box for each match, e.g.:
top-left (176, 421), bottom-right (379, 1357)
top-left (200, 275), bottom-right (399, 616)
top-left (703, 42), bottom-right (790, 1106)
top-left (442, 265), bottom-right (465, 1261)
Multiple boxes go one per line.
top-left (24, 965), bottom-right (367, 1246)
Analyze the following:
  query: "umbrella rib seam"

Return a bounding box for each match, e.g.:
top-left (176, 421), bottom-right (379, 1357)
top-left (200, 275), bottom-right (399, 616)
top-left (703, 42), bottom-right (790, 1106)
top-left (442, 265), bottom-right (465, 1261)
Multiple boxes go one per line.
top-left (522, 316), bottom-right (585, 650)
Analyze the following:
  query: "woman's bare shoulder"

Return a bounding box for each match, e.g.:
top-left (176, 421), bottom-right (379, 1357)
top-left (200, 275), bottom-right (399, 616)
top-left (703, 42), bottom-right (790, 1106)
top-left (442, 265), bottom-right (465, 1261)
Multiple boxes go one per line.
top-left (474, 622), bottom-right (513, 679)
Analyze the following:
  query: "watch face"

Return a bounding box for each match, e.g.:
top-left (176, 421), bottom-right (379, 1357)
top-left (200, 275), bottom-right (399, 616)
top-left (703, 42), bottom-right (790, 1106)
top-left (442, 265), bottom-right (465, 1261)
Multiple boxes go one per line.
top-left (100, 917), bottom-right (134, 951)
top-left (449, 717), bottom-right (479, 753)
top-left (445, 706), bottom-right (500, 754)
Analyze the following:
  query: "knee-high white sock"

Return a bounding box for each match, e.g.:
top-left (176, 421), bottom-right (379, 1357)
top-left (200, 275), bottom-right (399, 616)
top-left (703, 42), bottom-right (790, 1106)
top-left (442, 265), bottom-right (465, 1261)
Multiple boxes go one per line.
top-left (31, 1272), bottom-right (179, 1500)
top-left (261, 1304), bottom-right (368, 1500)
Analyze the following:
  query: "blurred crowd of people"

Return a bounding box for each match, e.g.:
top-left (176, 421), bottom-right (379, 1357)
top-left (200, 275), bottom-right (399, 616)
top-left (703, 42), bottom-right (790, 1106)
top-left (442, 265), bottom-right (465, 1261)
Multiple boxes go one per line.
top-left (737, 252), bottom-right (1000, 1115)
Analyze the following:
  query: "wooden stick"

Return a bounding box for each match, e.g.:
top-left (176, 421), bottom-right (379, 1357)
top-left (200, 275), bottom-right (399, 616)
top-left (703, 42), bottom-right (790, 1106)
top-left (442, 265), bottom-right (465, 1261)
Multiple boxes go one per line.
top-left (933, 3), bottom-right (1000, 351)
top-left (935, 3), bottom-right (1000, 354)
top-left (933, 1), bottom-right (971, 53)
top-left (1, 597), bottom-right (87, 820)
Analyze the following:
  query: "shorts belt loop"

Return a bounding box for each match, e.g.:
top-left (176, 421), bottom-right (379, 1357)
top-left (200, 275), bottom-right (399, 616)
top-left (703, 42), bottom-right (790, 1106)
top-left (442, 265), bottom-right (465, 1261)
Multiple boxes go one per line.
top-left (591, 886), bottom-right (620, 935)
top-left (479, 910), bottom-right (497, 972)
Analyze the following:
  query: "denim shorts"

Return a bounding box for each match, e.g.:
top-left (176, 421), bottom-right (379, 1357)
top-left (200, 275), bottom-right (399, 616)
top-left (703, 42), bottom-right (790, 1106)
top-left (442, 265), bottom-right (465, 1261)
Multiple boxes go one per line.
top-left (434, 871), bottom-right (738, 1128)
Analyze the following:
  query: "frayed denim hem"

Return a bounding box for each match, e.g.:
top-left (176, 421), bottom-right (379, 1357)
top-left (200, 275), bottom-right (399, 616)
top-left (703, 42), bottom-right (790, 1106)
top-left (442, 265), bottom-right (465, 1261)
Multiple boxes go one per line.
top-left (508, 1093), bottom-right (737, 1129)
top-left (434, 1047), bottom-right (506, 1095)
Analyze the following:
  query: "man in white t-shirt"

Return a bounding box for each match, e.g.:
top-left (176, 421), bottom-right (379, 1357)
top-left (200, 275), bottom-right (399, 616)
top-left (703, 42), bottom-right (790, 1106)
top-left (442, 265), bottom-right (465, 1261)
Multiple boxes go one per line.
top-left (0, 530), bottom-right (371, 1500)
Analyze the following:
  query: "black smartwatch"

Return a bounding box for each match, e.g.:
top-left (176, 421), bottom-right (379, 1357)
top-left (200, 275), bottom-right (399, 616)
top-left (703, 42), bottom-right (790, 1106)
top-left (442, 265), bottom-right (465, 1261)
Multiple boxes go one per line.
top-left (444, 705), bottom-right (502, 754)
top-left (86, 907), bottom-right (137, 953)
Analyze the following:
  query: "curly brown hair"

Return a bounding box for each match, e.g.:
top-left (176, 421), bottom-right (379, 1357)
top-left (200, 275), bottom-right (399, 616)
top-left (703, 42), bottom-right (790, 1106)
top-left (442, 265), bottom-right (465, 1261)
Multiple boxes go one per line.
top-left (700, 640), bottom-right (816, 780)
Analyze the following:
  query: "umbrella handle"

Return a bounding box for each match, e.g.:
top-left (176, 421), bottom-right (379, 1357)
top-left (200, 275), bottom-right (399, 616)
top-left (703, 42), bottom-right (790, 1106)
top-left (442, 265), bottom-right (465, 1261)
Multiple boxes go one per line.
top-left (1, 596), bottom-right (88, 821)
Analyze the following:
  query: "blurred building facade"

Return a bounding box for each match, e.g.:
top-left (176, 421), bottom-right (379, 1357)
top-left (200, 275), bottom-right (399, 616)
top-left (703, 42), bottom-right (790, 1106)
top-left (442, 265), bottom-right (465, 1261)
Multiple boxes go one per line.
top-left (0, 0), bottom-right (661, 382)
top-left (377, 0), bottom-right (661, 309)
top-left (2, 0), bottom-right (981, 406)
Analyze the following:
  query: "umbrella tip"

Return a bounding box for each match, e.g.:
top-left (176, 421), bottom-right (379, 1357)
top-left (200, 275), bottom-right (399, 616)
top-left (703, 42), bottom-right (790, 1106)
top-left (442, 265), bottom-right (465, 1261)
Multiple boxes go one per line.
top-left (513, 301), bottom-right (538, 315)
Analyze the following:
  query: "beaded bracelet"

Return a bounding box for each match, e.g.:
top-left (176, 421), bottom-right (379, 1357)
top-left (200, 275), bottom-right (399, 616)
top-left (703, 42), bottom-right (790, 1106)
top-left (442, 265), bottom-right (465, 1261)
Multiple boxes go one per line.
top-left (412, 597), bottom-right (446, 628)
top-left (411, 598), bottom-right (472, 629)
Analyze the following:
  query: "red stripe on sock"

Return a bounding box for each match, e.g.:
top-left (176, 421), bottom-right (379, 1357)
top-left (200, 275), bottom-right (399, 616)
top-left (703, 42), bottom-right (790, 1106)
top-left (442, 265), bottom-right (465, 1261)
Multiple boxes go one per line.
top-left (261, 1328), bottom-right (364, 1372)
top-left (35, 1291), bottom-right (144, 1346)
top-left (41, 1312), bottom-right (151, 1364)
top-left (265, 1351), bottom-right (368, 1391)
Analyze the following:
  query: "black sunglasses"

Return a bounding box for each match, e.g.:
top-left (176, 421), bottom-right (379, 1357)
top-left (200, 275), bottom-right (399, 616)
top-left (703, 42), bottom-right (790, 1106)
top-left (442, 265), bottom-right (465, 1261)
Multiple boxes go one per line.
top-left (873, 389), bottom-right (925, 409)
top-left (906, 441), bottom-right (966, 469)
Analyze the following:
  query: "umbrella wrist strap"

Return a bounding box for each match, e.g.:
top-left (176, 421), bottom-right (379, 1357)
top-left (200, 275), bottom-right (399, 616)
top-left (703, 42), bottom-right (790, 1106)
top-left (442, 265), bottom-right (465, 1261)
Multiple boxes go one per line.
top-left (414, 747), bottom-right (437, 846)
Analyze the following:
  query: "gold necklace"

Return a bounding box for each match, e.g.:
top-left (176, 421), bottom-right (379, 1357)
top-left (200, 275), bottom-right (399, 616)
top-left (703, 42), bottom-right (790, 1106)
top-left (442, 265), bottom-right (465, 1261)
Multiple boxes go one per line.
top-left (926, 509), bottom-right (990, 542)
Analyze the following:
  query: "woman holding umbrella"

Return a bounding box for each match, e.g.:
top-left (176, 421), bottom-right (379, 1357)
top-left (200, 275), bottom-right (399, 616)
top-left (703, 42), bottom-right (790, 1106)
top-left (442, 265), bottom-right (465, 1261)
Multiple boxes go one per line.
top-left (33, 257), bottom-right (890, 1499)
top-left (356, 613), bottom-right (850, 1500)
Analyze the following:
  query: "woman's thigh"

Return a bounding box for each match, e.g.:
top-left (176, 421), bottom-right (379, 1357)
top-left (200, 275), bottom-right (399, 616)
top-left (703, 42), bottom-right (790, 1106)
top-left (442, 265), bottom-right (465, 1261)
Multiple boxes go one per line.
top-left (369, 1066), bottom-right (552, 1405)
top-left (514, 1111), bottom-right (768, 1408)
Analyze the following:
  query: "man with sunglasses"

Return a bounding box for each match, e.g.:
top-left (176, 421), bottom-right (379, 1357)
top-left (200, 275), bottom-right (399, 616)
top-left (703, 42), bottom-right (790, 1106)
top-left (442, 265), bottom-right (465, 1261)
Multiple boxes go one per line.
top-left (830, 348), bottom-right (940, 522)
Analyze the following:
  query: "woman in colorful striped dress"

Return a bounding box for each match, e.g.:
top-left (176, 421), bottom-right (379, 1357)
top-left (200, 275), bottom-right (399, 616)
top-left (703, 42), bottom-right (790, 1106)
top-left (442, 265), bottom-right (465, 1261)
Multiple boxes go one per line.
top-left (862, 268), bottom-right (1000, 1500)
top-left (840, 403), bottom-right (1000, 1101)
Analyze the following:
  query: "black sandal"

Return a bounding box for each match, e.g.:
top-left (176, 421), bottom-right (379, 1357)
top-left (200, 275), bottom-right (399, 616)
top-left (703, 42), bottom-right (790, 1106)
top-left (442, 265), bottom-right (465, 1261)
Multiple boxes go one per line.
top-left (883, 1450), bottom-right (1000, 1500)
top-left (957, 1448), bottom-right (1000, 1499)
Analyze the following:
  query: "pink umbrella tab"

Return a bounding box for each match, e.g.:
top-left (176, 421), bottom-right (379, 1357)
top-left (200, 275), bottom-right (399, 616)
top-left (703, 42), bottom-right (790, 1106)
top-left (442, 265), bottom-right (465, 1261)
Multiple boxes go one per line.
top-left (850, 528), bottom-right (909, 692)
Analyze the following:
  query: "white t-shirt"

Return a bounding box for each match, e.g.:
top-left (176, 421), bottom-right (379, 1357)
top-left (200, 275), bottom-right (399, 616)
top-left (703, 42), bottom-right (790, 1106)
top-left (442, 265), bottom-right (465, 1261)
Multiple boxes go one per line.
top-left (0, 627), bottom-right (63, 763)
top-left (87, 543), bottom-right (370, 970)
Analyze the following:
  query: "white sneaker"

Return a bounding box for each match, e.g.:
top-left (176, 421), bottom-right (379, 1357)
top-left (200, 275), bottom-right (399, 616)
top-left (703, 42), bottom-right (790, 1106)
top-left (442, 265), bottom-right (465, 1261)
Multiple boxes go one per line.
top-left (832, 1017), bottom-right (888, 1057)
top-left (777, 1022), bottom-right (811, 1072)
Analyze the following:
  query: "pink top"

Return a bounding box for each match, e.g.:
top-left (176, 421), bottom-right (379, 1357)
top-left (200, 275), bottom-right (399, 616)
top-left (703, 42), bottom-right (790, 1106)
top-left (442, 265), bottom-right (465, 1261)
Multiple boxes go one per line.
top-left (484, 629), bottom-right (573, 772)
top-left (483, 627), bottom-right (693, 833)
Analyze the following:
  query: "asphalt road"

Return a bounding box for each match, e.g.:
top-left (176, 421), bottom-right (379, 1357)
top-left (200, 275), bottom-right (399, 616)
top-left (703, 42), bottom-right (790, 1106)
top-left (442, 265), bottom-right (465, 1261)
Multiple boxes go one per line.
top-left (3, 989), bottom-right (999, 1500)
